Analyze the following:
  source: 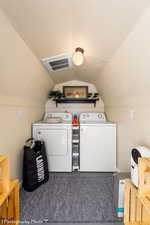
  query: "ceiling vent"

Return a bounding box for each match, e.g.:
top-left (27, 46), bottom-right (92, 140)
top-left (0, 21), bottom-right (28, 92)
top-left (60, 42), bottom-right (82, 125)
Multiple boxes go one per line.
top-left (41, 53), bottom-right (72, 72)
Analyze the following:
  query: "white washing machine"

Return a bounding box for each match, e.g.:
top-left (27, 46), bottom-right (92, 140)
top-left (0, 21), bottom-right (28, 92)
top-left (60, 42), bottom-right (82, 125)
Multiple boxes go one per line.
top-left (32, 113), bottom-right (72, 172)
top-left (80, 112), bottom-right (116, 172)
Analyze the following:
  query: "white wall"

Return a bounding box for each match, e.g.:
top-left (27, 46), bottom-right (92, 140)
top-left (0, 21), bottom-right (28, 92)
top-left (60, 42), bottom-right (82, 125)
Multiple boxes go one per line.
top-left (96, 6), bottom-right (150, 172)
top-left (0, 9), bottom-right (54, 179)
top-left (45, 80), bottom-right (104, 114)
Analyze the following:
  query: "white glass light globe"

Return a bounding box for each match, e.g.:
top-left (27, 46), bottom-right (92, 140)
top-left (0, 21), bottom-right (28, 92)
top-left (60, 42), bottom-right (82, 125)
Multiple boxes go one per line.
top-left (72, 51), bottom-right (84, 66)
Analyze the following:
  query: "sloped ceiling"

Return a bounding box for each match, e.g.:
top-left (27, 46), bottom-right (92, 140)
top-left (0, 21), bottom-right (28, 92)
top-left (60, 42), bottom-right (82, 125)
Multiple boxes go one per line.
top-left (0, 0), bottom-right (149, 83)
top-left (96, 4), bottom-right (150, 107)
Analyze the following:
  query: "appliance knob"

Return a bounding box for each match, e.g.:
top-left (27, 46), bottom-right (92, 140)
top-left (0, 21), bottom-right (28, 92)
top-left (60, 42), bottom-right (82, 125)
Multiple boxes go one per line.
top-left (48, 114), bottom-right (52, 118)
top-left (98, 114), bottom-right (102, 118)
top-left (86, 114), bottom-right (89, 119)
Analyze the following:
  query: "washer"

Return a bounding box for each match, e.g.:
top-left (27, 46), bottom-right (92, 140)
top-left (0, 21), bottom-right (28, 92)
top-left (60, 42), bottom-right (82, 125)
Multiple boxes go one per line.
top-left (32, 113), bottom-right (72, 172)
top-left (80, 112), bottom-right (116, 172)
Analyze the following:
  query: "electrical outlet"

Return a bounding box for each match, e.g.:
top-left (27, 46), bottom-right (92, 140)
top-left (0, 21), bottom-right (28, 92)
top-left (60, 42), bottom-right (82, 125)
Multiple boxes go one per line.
top-left (129, 110), bottom-right (135, 120)
top-left (17, 109), bottom-right (27, 118)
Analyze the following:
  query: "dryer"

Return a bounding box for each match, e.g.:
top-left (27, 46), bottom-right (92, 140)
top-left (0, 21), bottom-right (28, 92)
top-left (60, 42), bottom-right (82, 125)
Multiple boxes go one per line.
top-left (32, 113), bottom-right (72, 172)
top-left (80, 112), bottom-right (116, 172)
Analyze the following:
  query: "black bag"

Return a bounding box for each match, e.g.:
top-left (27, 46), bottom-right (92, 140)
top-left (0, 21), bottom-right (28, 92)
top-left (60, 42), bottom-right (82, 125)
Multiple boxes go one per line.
top-left (23, 138), bottom-right (49, 192)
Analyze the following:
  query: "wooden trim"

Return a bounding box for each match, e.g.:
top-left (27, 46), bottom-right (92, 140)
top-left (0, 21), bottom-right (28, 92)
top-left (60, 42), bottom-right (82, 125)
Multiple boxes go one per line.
top-left (0, 180), bottom-right (20, 225)
top-left (0, 155), bottom-right (20, 225)
top-left (124, 158), bottom-right (150, 225)
top-left (0, 155), bottom-right (10, 193)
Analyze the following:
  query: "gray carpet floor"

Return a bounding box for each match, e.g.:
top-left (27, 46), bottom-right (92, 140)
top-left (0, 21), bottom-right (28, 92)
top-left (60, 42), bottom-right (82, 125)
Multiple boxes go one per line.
top-left (21, 173), bottom-right (123, 223)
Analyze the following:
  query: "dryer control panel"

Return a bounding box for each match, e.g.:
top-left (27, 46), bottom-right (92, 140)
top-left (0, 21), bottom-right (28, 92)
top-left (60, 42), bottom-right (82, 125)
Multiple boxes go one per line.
top-left (80, 112), bottom-right (106, 122)
top-left (44, 112), bottom-right (72, 122)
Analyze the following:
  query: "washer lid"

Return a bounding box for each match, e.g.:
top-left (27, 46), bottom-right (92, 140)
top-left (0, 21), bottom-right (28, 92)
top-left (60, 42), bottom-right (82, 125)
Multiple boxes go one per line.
top-left (32, 121), bottom-right (72, 127)
top-left (80, 121), bottom-right (116, 126)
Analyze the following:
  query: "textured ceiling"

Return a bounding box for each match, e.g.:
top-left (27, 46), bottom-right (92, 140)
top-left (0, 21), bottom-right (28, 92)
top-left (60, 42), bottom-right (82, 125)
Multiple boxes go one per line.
top-left (0, 0), bottom-right (149, 83)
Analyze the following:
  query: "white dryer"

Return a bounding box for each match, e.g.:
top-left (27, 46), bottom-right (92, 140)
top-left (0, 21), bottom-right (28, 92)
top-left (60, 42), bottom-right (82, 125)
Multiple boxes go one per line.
top-left (32, 113), bottom-right (72, 172)
top-left (80, 112), bottom-right (116, 172)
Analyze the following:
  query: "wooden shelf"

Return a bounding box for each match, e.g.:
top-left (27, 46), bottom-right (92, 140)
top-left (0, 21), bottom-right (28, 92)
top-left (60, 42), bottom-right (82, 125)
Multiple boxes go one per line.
top-left (0, 180), bottom-right (18, 206)
top-left (138, 158), bottom-right (150, 215)
top-left (124, 158), bottom-right (150, 225)
top-left (0, 155), bottom-right (20, 224)
top-left (0, 155), bottom-right (8, 163)
top-left (125, 223), bottom-right (149, 225)
top-left (0, 155), bottom-right (10, 194)
top-left (53, 98), bottom-right (99, 107)
top-left (0, 180), bottom-right (20, 224)
top-left (138, 158), bottom-right (150, 194)
top-left (139, 193), bottom-right (150, 213)
top-left (124, 179), bottom-right (150, 225)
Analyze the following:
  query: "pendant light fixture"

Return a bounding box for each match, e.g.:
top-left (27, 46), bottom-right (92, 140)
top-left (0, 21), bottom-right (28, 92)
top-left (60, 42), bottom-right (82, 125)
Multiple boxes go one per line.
top-left (72, 47), bottom-right (84, 66)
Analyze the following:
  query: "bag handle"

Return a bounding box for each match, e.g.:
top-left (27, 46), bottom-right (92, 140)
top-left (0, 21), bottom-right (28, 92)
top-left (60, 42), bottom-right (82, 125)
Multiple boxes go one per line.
top-left (25, 138), bottom-right (34, 143)
top-left (25, 138), bottom-right (35, 149)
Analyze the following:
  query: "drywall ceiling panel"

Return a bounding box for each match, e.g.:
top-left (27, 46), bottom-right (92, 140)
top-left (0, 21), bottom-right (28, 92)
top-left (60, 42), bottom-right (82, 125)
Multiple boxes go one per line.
top-left (0, 0), bottom-right (149, 83)
top-left (95, 5), bottom-right (150, 106)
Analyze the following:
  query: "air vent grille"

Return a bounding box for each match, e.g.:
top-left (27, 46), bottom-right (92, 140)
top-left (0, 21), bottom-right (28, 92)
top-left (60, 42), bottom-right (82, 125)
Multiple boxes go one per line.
top-left (42, 54), bottom-right (72, 72)
top-left (49, 58), bottom-right (69, 71)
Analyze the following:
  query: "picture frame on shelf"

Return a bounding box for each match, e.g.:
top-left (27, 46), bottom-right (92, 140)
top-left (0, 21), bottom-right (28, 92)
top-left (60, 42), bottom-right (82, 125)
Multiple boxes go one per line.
top-left (63, 86), bottom-right (88, 99)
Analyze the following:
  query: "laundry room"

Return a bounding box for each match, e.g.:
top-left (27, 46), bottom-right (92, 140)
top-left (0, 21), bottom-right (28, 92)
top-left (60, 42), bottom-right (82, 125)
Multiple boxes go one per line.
top-left (1, 1), bottom-right (150, 225)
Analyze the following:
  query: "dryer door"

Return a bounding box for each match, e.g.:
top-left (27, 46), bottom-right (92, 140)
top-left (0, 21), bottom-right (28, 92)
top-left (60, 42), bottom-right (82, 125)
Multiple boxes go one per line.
top-left (34, 126), bottom-right (72, 172)
top-left (38, 128), bottom-right (68, 156)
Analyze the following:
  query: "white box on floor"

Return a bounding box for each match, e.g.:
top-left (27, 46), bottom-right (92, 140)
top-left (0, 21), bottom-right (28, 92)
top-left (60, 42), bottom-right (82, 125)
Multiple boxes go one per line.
top-left (117, 179), bottom-right (125, 217)
top-left (113, 172), bottom-right (130, 218)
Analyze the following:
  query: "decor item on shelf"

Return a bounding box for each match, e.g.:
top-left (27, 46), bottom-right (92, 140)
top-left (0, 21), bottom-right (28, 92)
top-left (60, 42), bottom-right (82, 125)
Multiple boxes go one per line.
top-left (88, 93), bottom-right (92, 98)
top-left (72, 47), bottom-right (84, 66)
top-left (63, 86), bottom-right (88, 99)
top-left (93, 93), bottom-right (99, 98)
top-left (48, 90), bottom-right (62, 99)
top-left (49, 86), bottom-right (100, 107)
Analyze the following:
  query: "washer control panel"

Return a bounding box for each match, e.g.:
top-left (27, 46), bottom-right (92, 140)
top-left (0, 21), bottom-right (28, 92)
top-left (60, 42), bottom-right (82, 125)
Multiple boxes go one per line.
top-left (80, 112), bottom-right (106, 122)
